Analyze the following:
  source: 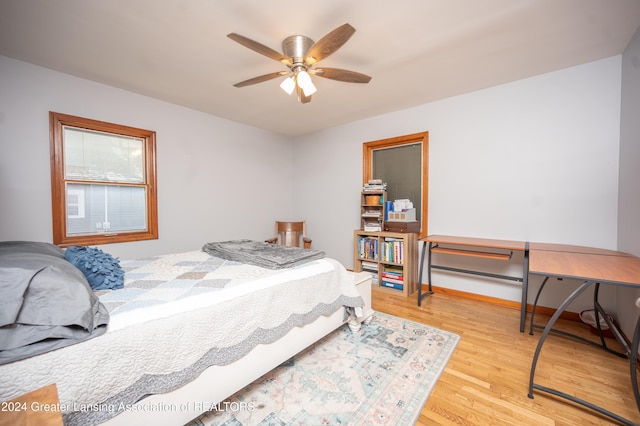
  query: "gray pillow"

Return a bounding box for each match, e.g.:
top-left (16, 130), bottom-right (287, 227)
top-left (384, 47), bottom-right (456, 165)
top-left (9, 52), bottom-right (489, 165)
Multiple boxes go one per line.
top-left (0, 241), bottom-right (64, 258)
top-left (0, 251), bottom-right (110, 364)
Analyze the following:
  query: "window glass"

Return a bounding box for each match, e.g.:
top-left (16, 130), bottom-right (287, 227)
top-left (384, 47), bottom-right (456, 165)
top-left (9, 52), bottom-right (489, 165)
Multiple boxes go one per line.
top-left (65, 183), bottom-right (148, 235)
top-left (63, 127), bottom-right (144, 183)
top-left (372, 143), bottom-right (422, 222)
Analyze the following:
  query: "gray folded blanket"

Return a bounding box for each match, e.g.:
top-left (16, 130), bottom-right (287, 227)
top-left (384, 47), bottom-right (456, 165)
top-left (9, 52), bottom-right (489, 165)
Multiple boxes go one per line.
top-left (202, 239), bottom-right (325, 269)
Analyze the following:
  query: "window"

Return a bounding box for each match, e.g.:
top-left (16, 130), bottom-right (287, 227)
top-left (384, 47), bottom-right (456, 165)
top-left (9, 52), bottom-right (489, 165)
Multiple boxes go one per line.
top-left (50, 112), bottom-right (158, 246)
top-left (363, 132), bottom-right (429, 238)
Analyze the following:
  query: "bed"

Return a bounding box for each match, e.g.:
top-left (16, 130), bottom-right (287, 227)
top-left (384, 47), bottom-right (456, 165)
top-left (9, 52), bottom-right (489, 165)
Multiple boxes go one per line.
top-left (0, 241), bottom-right (373, 426)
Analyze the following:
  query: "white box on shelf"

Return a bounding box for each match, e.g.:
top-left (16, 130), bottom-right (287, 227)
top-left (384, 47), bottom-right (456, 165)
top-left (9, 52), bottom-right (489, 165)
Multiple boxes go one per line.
top-left (387, 208), bottom-right (416, 222)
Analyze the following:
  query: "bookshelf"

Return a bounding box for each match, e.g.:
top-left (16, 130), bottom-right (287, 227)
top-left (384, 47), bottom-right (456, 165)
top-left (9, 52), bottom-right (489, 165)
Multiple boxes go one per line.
top-left (353, 230), bottom-right (418, 297)
top-left (360, 191), bottom-right (386, 232)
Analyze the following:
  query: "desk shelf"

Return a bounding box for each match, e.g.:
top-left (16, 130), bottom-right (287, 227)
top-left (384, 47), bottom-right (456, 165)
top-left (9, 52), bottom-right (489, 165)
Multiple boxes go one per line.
top-left (430, 246), bottom-right (512, 261)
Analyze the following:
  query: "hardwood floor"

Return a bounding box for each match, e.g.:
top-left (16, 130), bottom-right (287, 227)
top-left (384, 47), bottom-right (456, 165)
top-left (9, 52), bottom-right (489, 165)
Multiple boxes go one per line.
top-left (372, 289), bottom-right (640, 425)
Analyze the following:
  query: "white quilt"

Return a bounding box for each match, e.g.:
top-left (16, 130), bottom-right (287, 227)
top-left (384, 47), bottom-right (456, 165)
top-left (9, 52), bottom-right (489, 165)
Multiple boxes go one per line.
top-left (0, 251), bottom-right (363, 425)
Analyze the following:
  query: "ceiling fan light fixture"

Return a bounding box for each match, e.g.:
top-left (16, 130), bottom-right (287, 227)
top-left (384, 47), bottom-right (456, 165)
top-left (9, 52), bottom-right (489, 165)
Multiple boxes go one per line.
top-left (296, 70), bottom-right (317, 96)
top-left (280, 76), bottom-right (295, 95)
top-left (302, 83), bottom-right (317, 97)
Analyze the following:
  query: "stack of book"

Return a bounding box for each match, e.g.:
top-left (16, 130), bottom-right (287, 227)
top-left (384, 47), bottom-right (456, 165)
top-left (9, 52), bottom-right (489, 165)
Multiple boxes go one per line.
top-left (357, 236), bottom-right (379, 260)
top-left (362, 208), bottom-right (383, 232)
top-left (360, 260), bottom-right (379, 286)
top-left (381, 238), bottom-right (404, 264)
top-left (381, 265), bottom-right (404, 290)
top-left (363, 221), bottom-right (382, 232)
top-left (363, 178), bottom-right (387, 192)
top-left (361, 208), bottom-right (382, 218)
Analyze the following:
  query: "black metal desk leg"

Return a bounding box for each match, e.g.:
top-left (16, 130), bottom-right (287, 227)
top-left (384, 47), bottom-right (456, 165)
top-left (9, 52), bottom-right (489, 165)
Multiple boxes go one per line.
top-left (417, 240), bottom-right (427, 306)
top-left (417, 240), bottom-right (433, 307)
top-left (529, 277), bottom-right (550, 335)
top-left (631, 307), bottom-right (640, 413)
top-left (520, 242), bottom-right (529, 333)
top-left (528, 280), bottom-right (594, 398)
top-left (427, 241), bottom-right (433, 292)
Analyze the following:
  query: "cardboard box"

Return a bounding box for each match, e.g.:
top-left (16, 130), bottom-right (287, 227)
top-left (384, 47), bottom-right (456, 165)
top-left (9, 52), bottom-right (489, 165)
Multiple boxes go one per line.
top-left (384, 221), bottom-right (420, 233)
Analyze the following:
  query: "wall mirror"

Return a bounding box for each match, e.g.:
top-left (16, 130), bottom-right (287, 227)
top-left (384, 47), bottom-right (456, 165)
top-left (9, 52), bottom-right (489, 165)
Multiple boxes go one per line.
top-left (363, 132), bottom-right (429, 238)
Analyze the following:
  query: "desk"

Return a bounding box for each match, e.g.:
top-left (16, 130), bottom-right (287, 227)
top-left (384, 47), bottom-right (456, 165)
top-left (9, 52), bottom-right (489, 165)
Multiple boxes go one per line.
top-left (528, 244), bottom-right (640, 425)
top-left (529, 242), bottom-right (635, 257)
top-left (417, 235), bottom-right (529, 332)
top-left (528, 242), bottom-right (635, 337)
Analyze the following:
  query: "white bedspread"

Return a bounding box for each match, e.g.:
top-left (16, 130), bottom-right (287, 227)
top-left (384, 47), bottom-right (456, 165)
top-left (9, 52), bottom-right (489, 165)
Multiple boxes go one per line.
top-left (0, 251), bottom-right (363, 425)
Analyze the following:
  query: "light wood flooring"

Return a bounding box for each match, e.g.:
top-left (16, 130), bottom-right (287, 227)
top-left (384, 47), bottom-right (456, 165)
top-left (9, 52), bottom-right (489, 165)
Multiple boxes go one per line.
top-left (372, 289), bottom-right (640, 426)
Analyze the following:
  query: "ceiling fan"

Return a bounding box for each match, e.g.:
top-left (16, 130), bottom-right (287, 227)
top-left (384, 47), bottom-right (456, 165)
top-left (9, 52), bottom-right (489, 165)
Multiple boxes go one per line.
top-left (227, 23), bottom-right (371, 104)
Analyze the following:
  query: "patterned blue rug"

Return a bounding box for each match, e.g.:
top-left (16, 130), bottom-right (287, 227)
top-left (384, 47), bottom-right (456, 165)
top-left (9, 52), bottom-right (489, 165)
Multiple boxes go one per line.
top-left (186, 312), bottom-right (460, 426)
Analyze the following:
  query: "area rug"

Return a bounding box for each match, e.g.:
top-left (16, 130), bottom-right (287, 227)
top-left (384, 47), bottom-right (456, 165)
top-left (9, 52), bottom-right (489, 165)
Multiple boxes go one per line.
top-left (186, 312), bottom-right (460, 426)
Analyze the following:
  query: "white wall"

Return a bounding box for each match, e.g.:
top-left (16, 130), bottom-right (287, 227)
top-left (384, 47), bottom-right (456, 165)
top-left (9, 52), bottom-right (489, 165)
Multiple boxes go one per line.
top-left (0, 55), bottom-right (294, 260)
top-left (0, 53), bottom-right (628, 316)
top-left (294, 56), bottom-right (623, 313)
top-left (617, 26), bottom-right (640, 337)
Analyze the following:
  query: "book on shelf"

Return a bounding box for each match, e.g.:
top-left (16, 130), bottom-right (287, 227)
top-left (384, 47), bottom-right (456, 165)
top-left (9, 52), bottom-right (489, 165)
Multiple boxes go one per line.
top-left (382, 268), bottom-right (403, 278)
top-left (381, 271), bottom-right (403, 281)
top-left (380, 275), bottom-right (403, 284)
top-left (381, 265), bottom-right (404, 283)
top-left (364, 225), bottom-right (382, 232)
top-left (361, 211), bottom-right (382, 218)
top-left (361, 260), bottom-right (378, 269)
top-left (381, 240), bottom-right (404, 263)
top-left (363, 179), bottom-right (387, 192)
top-left (381, 280), bottom-right (403, 290)
top-left (357, 236), bottom-right (379, 260)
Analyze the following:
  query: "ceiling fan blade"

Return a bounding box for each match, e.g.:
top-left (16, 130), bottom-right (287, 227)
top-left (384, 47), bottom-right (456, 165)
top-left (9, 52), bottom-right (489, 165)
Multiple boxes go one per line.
top-left (304, 23), bottom-right (356, 65)
top-left (227, 33), bottom-right (291, 64)
top-left (296, 84), bottom-right (312, 103)
top-left (312, 67), bottom-right (371, 83)
top-left (233, 71), bottom-right (288, 88)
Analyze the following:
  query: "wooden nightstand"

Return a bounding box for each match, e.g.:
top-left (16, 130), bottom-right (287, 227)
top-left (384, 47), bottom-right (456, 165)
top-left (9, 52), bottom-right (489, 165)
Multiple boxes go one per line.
top-left (0, 384), bottom-right (63, 426)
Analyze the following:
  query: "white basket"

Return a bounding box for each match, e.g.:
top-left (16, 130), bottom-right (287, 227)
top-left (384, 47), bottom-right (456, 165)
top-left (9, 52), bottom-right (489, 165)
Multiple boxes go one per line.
top-left (579, 309), bottom-right (610, 330)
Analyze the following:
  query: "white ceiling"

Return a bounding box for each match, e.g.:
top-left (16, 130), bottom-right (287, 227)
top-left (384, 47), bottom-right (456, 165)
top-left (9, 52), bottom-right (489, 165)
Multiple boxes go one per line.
top-left (1, 0), bottom-right (640, 137)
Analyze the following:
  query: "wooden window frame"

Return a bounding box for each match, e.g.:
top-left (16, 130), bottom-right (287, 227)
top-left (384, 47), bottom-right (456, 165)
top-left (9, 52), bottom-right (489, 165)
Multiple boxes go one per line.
top-left (363, 131), bottom-right (429, 239)
top-left (50, 112), bottom-right (158, 246)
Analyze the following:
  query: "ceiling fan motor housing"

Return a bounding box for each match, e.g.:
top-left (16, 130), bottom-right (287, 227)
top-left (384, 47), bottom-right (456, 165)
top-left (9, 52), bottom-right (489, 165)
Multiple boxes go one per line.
top-left (282, 35), bottom-right (314, 63)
